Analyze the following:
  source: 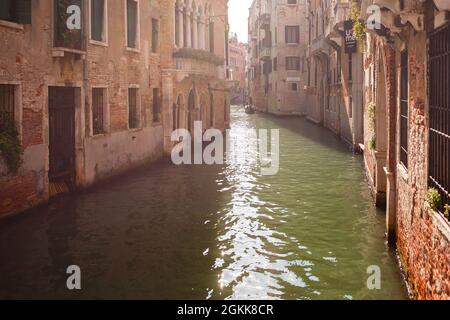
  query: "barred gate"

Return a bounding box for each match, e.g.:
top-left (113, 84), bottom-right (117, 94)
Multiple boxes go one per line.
top-left (428, 23), bottom-right (450, 217)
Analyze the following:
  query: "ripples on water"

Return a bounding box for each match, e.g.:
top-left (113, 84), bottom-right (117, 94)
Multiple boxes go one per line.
top-left (0, 106), bottom-right (407, 300)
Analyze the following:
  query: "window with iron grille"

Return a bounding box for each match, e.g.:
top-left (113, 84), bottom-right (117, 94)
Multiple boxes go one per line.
top-left (153, 88), bottom-right (161, 123)
top-left (400, 50), bottom-right (408, 169)
top-left (429, 23), bottom-right (450, 216)
top-left (92, 88), bottom-right (105, 135)
top-left (0, 84), bottom-right (15, 124)
top-left (128, 88), bottom-right (139, 129)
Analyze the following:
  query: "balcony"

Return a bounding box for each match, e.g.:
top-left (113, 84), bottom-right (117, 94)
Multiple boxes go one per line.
top-left (332, 1), bottom-right (350, 34)
top-left (310, 36), bottom-right (328, 57)
top-left (258, 13), bottom-right (271, 30)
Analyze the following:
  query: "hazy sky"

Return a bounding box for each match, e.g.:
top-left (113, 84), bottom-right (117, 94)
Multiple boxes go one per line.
top-left (228, 0), bottom-right (253, 43)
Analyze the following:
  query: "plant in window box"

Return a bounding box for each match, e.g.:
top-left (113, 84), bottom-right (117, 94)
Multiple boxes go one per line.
top-left (426, 188), bottom-right (441, 211)
top-left (0, 116), bottom-right (23, 174)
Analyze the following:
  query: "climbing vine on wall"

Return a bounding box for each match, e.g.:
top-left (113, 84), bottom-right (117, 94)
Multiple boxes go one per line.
top-left (0, 117), bottom-right (23, 174)
top-left (350, 1), bottom-right (366, 51)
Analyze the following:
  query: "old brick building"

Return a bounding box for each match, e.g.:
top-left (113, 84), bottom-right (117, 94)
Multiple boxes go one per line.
top-left (359, 0), bottom-right (450, 299)
top-left (0, 0), bottom-right (231, 217)
top-left (228, 32), bottom-right (247, 104)
top-left (248, 0), bottom-right (308, 115)
top-left (304, 0), bottom-right (364, 149)
top-left (170, 0), bottom-right (231, 147)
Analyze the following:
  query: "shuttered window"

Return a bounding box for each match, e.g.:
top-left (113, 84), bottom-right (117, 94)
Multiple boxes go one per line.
top-left (286, 56), bottom-right (300, 71)
top-left (285, 26), bottom-right (299, 44)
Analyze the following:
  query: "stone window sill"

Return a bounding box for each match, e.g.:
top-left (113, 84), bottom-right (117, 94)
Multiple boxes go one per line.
top-left (90, 40), bottom-right (108, 47)
top-left (425, 202), bottom-right (450, 241)
top-left (126, 47), bottom-right (140, 53)
top-left (0, 20), bottom-right (24, 31)
top-left (52, 47), bottom-right (86, 58)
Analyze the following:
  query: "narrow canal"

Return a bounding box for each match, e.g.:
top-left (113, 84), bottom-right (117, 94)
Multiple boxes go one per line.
top-left (0, 106), bottom-right (408, 300)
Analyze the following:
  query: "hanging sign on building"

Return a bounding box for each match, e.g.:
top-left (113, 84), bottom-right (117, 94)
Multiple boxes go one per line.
top-left (344, 20), bottom-right (358, 54)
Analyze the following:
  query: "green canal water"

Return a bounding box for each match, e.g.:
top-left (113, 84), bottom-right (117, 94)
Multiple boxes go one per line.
top-left (0, 106), bottom-right (408, 299)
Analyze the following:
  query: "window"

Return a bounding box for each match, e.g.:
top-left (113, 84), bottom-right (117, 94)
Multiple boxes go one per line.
top-left (210, 93), bottom-right (214, 127)
top-left (288, 83), bottom-right (298, 91)
top-left (285, 26), bottom-right (299, 44)
top-left (209, 21), bottom-right (215, 53)
top-left (400, 50), bottom-right (408, 169)
top-left (286, 56), bottom-right (300, 71)
top-left (152, 88), bottom-right (161, 123)
top-left (273, 58), bottom-right (277, 71)
top-left (128, 88), bottom-right (139, 129)
top-left (126, 0), bottom-right (138, 49)
top-left (429, 23), bottom-right (450, 217)
top-left (92, 88), bottom-right (106, 135)
top-left (0, 84), bottom-right (15, 124)
top-left (349, 96), bottom-right (353, 118)
top-left (151, 18), bottom-right (159, 53)
top-left (0, 0), bottom-right (31, 24)
top-left (90, 0), bottom-right (106, 42)
top-left (314, 61), bottom-right (318, 86)
top-left (54, 0), bottom-right (83, 50)
top-left (287, 0), bottom-right (297, 4)
top-left (307, 62), bottom-right (311, 86)
top-left (224, 98), bottom-right (228, 122)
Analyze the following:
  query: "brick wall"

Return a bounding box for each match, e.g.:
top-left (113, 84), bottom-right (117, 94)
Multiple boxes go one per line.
top-left (395, 29), bottom-right (450, 300)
